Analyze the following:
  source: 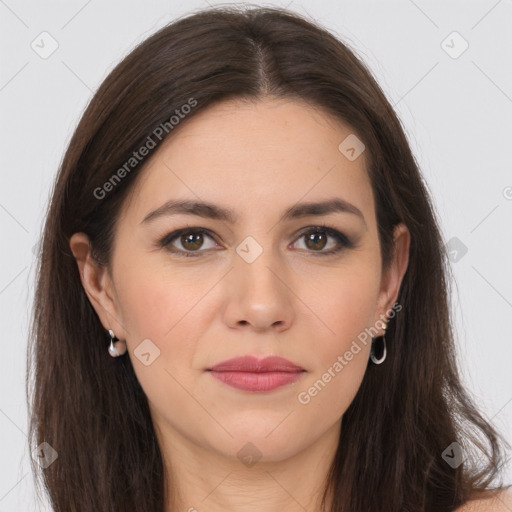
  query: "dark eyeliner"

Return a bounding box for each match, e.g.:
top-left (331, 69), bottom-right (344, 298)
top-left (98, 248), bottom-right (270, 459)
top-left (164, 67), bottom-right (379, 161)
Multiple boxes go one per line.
top-left (158, 225), bottom-right (355, 258)
top-left (296, 224), bottom-right (356, 256)
top-left (158, 227), bottom-right (217, 258)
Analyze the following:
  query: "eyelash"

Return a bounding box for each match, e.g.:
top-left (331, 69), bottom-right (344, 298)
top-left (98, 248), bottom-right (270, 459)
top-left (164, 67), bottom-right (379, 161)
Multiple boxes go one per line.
top-left (158, 224), bottom-right (356, 258)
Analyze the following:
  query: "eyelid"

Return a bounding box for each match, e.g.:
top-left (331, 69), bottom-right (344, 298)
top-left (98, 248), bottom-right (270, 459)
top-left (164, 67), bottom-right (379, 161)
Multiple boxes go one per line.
top-left (158, 224), bottom-right (356, 257)
top-left (292, 224), bottom-right (356, 254)
top-left (158, 227), bottom-right (220, 254)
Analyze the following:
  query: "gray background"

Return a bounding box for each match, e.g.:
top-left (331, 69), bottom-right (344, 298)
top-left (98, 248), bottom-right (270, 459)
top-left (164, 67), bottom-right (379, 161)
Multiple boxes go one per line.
top-left (1, 0), bottom-right (511, 510)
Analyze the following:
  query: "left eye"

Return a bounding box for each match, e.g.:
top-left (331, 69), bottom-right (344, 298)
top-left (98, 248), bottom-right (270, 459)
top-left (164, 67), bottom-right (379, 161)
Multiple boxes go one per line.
top-left (291, 227), bottom-right (349, 254)
top-left (159, 226), bottom-right (352, 257)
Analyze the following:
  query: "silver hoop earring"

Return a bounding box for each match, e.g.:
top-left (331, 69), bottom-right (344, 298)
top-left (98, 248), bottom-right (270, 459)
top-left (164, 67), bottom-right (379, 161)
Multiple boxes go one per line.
top-left (108, 329), bottom-right (127, 358)
top-left (370, 324), bottom-right (387, 365)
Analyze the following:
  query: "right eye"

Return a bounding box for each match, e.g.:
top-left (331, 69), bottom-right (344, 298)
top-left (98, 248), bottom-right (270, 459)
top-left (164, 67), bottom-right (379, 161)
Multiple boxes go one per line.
top-left (158, 228), bottom-right (221, 257)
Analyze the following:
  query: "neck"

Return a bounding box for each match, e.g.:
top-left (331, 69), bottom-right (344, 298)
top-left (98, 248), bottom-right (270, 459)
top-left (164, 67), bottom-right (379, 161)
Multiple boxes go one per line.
top-left (158, 421), bottom-right (340, 512)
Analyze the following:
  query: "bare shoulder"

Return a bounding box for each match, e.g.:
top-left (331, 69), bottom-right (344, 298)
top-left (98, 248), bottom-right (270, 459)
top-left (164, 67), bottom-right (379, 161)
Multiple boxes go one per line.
top-left (454, 488), bottom-right (512, 512)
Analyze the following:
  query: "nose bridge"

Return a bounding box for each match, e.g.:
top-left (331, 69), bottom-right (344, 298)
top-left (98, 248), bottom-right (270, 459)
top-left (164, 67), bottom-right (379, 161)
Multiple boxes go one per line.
top-left (223, 232), bottom-right (294, 331)
top-left (234, 232), bottom-right (284, 295)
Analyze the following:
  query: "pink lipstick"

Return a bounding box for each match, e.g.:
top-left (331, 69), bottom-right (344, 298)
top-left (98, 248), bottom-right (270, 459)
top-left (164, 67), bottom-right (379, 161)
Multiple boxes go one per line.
top-left (208, 355), bottom-right (305, 392)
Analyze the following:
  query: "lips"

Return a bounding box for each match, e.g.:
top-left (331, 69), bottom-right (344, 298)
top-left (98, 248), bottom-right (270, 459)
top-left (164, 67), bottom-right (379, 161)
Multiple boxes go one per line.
top-left (208, 356), bottom-right (305, 392)
top-left (208, 355), bottom-right (304, 373)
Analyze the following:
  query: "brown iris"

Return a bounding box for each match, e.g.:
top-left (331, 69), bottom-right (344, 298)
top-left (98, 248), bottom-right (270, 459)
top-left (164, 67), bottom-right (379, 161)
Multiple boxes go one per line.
top-left (304, 231), bottom-right (327, 251)
top-left (181, 232), bottom-right (204, 251)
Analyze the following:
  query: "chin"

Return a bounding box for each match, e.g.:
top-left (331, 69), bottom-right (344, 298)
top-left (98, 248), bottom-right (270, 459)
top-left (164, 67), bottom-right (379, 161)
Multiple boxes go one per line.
top-left (210, 425), bottom-right (308, 463)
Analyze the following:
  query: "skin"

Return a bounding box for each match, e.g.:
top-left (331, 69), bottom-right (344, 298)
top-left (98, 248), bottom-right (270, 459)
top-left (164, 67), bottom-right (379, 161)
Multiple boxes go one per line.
top-left (70, 96), bottom-right (411, 512)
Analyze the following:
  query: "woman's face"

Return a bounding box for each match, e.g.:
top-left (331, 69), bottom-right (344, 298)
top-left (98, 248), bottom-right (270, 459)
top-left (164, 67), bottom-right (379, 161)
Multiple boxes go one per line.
top-left (72, 97), bottom-right (409, 466)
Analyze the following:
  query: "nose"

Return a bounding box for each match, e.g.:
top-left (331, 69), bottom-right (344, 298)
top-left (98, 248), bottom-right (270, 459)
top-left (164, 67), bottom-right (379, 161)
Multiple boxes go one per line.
top-left (222, 245), bottom-right (295, 333)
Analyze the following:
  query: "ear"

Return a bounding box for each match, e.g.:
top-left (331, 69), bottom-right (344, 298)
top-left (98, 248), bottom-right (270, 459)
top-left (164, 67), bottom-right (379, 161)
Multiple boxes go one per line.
top-left (69, 232), bottom-right (127, 340)
top-left (374, 223), bottom-right (410, 328)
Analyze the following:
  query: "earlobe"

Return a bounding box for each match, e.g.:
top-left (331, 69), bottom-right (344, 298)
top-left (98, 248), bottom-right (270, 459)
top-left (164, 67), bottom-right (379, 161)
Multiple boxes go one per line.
top-left (69, 232), bottom-right (125, 339)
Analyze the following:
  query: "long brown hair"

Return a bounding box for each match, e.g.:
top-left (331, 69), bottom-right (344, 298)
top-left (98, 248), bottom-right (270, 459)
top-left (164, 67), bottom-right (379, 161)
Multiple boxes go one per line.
top-left (27, 5), bottom-right (510, 511)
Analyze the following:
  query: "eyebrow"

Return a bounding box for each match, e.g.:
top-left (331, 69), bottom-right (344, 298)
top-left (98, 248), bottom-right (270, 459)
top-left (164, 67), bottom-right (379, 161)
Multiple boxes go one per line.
top-left (141, 198), bottom-right (366, 227)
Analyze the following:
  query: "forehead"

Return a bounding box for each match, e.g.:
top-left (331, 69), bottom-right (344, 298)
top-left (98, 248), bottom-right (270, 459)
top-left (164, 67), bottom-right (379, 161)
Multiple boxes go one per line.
top-left (120, 96), bottom-right (375, 226)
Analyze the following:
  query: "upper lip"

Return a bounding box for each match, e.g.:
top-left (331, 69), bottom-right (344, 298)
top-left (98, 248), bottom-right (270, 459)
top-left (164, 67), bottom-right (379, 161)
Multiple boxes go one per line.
top-left (208, 356), bottom-right (304, 373)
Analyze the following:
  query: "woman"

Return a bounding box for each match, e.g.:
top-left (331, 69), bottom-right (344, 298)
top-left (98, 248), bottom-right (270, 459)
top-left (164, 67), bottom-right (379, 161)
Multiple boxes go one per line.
top-left (27, 5), bottom-right (511, 511)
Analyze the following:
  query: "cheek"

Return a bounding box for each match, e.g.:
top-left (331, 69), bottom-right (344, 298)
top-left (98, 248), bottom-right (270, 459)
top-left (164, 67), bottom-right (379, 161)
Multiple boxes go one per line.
top-left (112, 260), bottom-right (210, 414)
top-left (303, 257), bottom-right (381, 350)
top-left (111, 255), bottom-right (213, 391)
top-left (113, 252), bottom-right (204, 338)
top-left (296, 256), bottom-right (381, 411)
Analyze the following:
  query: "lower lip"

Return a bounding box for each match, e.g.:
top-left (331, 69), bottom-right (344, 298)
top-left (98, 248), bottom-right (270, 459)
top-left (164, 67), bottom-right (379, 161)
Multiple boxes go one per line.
top-left (209, 370), bottom-right (304, 392)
